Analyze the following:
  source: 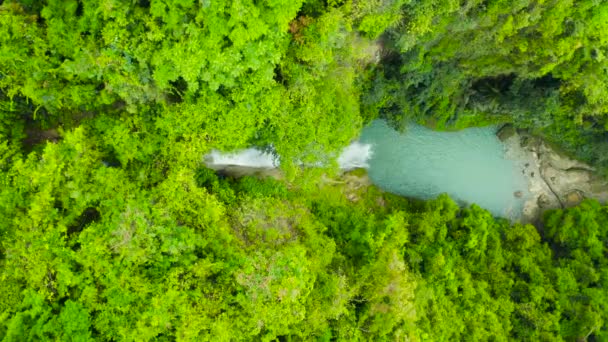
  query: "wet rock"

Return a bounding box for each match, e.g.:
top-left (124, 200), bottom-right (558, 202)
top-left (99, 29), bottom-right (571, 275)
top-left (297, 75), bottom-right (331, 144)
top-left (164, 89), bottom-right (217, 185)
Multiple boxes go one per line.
top-left (565, 190), bottom-right (584, 206)
top-left (206, 164), bottom-right (283, 180)
top-left (537, 194), bottom-right (553, 209)
top-left (496, 124), bottom-right (516, 142)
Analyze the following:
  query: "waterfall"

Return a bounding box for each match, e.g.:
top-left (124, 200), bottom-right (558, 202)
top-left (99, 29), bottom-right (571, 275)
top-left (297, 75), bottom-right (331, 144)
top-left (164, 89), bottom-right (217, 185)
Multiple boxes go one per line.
top-left (206, 148), bottom-right (278, 168)
top-left (337, 141), bottom-right (373, 170)
top-left (205, 142), bottom-right (373, 170)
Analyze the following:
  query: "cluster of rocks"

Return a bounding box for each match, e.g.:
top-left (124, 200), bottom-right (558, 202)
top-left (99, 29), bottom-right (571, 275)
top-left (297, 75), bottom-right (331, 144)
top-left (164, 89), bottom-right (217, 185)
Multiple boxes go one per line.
top-left (205, 164), bottom-right (283, 180)
top-left (498, 125), bottom-right (608, 223)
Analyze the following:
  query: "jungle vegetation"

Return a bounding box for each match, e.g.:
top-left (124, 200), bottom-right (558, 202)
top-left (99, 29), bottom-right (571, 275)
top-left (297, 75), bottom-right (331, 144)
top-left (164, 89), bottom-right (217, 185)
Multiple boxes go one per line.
top-left (1, 0), bottom-right (607, 340)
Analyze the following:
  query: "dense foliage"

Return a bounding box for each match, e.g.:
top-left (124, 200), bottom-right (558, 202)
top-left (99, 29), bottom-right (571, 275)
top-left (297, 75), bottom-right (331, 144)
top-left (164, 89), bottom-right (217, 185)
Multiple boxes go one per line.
top-left (1, 0), bottom-right (608, 340)
top-left (2, 140), bottom-right (607, 340)
top-left (362, 0), bottom-right (608, 168)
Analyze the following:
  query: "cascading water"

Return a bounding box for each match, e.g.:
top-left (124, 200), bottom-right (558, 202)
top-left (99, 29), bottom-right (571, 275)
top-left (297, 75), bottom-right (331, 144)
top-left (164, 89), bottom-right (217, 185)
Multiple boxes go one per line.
top-left (205, 142), bottom-right (373, 170)
top-left (206, 148), bottom-right (278, 168)
top-left (337, 141), bottom-right (373, 170)
top-left (205, 119), bottom-right (531, 220)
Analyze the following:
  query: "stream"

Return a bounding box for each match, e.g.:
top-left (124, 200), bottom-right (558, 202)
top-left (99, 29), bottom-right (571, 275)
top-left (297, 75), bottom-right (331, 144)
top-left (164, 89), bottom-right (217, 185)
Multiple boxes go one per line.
top-left (206, 120), bottom-right (532, 220)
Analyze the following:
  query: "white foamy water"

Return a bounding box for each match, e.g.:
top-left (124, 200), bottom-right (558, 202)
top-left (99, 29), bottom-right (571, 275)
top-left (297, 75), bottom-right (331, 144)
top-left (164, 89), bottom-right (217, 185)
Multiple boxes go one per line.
top-left (206, 148), bottom-right (278, 168)
top-left (338, 141), bottom-right (373, 170)
top-left (206, 142), bottom-right (373, 170)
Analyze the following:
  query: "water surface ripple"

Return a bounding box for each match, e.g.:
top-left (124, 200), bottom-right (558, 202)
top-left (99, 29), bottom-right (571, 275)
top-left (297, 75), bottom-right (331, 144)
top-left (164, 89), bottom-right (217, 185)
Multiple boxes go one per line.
top-left (359, 120), bottom-right (529, 219)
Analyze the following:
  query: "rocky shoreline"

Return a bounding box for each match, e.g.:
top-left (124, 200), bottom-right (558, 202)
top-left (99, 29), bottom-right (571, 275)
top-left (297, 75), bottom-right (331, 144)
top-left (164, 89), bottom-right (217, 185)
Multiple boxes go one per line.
top-left (498, 125), bottom-right (608, 223)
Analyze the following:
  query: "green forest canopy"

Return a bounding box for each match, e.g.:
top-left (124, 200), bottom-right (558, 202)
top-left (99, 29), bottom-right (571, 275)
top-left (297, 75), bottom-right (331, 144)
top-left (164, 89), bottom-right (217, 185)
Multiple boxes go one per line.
top-left (1, 0), bottom-right (607, 340)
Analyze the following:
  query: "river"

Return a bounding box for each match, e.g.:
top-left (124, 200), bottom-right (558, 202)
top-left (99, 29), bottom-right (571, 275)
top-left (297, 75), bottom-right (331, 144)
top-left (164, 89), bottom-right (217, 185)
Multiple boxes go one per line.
top-left (206, 120), bottom-right (531, 220)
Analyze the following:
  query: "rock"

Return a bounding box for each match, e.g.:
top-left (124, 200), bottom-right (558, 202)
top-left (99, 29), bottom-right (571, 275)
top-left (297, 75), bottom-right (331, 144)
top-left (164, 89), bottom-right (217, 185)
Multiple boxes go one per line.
top-left (536, 144), bottom-right (608, 210)
top-left (502, 128), bottom-right (608, 223)
top-left (539, 144), bottom-right (593, 171)
top-left (537, 194), bottom-right (553, 208)
top-left (346, 193), bottom-right (359, 202)
top-left (542, 166), bottom-right (592, 198)
top-left (496, 124), bottom-right (516, 142)
top-left (565, 190), bottom-right (584, 206)
top-left (206, 164), bottom-right (283, 180)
